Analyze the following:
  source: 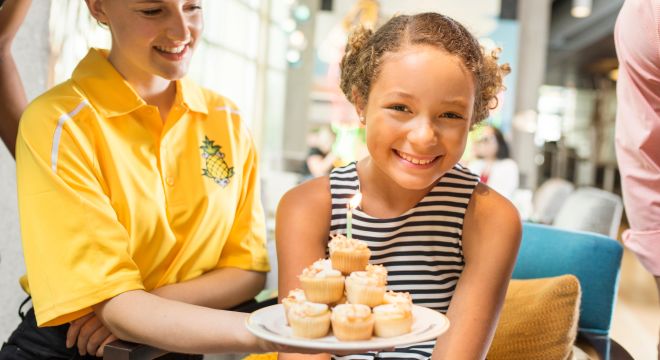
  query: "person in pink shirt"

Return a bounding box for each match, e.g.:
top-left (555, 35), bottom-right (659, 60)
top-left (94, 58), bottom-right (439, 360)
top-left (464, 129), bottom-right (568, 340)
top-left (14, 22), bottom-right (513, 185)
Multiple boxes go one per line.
top-left (614, 0), bottom-right (660, 351)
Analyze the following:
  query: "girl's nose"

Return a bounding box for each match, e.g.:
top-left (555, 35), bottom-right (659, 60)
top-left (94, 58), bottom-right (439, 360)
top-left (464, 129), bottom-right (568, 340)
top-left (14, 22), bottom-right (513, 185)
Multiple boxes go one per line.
top-left (407, 117), bottom-right (438, 147)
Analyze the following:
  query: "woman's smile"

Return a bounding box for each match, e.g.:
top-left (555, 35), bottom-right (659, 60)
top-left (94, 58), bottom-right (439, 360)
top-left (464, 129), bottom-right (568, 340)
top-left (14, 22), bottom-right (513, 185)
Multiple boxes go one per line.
top-left (153, 43), bottom-right (190, 61)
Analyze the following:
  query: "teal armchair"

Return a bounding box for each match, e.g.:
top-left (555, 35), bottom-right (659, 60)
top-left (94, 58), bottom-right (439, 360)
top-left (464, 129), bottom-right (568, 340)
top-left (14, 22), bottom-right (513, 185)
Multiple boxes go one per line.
top-left (512, 223), bottom-right (632, 359)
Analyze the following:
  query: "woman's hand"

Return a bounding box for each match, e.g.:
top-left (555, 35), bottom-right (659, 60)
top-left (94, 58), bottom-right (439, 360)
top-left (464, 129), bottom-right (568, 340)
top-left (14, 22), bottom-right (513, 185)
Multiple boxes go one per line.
top-left (258, 338), bottom-right (394, 357)
top-left (66, 312), bottom-right (118, 357)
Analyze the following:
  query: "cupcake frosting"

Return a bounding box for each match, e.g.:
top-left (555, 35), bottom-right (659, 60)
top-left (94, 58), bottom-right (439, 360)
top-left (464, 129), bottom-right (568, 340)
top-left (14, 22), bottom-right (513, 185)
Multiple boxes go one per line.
top-left (366, 264), bottom-right (388, 285)
top-left (331, 304), bottom-right (372, 322)
top-left (289, 301), bottom-right (329, 317)
top-left (384, 290), bottom-right (413, 306)
top-left (347, 271), bottom-right (382, 286)
top-left (328, 234), bottom-right (370, 252)
top-left (284, 289), bottom-right (306, 302)
top-left (301, 259), bottom-right (342, 278)
top-left (373, 303), bottom-right (410, 318)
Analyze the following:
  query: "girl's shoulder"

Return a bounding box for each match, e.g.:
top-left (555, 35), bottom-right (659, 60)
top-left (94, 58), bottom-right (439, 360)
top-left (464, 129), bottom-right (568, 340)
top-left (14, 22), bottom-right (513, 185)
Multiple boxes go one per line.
top-left (463, 182), bottom-right (522, 245)
top-left (468, 182), bottom-right (519, 220)
top-left (277, 175), bottom-right (332, 233)
top-left (280, 175), bottom-right (331, 209)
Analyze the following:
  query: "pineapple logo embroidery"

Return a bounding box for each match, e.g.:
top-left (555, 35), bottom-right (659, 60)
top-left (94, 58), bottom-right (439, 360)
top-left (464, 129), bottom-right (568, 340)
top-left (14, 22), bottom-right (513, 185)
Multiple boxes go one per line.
top-left (200, 136), bottom-right (234, 187)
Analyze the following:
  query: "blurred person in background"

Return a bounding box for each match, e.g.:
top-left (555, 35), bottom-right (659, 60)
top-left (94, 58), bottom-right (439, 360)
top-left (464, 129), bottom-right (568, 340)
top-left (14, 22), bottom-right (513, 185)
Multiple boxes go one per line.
top-left (0, 0), bottom-right (31, 158)
top-left (614, 0), bottom-right (660, 354)
top-left (468, 125), bottom-right (519, 199)
top-left (301, 125), bottom-right (337, 179)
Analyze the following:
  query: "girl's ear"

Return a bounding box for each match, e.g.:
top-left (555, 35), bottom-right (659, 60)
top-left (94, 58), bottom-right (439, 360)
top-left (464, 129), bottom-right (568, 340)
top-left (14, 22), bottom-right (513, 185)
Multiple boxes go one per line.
top-left (351, 86), bottom-right (366, 124)
top-left (85, 0), bottom-right (110, 26)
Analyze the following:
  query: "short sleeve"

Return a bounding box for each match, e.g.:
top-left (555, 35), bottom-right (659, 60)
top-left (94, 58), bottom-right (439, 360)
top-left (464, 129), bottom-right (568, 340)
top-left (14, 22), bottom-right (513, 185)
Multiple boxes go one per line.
top-left (216, 127), bottom-right (270, 272)
top-left (16, 103), bottom-right (144, 326)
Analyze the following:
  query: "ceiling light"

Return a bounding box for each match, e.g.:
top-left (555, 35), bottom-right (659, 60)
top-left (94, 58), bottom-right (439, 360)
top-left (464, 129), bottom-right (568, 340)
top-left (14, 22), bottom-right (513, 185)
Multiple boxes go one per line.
top-left (571, 0), bottom-right (592, 18)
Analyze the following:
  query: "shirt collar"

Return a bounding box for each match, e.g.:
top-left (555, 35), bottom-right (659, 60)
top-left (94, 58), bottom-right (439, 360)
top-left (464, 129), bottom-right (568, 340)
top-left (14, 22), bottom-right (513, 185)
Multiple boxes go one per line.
top-left (72, 48), bottom-right (208, 118)
top-left (177, 76), bottom-right (208, 115)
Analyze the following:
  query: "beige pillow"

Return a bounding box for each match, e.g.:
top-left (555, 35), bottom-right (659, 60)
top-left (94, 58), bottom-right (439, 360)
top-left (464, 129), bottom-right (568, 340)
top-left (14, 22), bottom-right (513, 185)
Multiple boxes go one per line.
top-left (488, 275), bottom-right (581, 360)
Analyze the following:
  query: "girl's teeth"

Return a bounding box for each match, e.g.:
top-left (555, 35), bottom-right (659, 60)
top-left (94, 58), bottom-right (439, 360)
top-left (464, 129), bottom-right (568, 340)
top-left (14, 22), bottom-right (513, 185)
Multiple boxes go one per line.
top-left (397, 151), bottom-right (434, 165)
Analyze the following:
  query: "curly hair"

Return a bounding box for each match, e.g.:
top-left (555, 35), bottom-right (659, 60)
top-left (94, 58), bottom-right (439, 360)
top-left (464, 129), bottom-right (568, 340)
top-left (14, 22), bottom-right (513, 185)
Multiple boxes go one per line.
top-left (339, 12), bottom-right (510, 126)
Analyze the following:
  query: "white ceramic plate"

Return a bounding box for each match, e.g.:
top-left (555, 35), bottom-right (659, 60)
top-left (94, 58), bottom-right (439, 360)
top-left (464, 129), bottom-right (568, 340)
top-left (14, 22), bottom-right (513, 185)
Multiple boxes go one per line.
top-left (246, 304), bottom-right (449, 352)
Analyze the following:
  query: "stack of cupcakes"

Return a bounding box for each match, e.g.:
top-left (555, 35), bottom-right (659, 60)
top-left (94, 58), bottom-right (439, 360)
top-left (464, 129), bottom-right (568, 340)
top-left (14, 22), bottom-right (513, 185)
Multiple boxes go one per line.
top-left (285, 234), bottom-right (414, 340)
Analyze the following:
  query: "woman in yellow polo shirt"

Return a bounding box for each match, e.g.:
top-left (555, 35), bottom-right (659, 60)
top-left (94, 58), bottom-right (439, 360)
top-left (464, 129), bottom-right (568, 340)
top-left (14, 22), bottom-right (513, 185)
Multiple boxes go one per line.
top-left (1, 0), bottom-right (289, 358)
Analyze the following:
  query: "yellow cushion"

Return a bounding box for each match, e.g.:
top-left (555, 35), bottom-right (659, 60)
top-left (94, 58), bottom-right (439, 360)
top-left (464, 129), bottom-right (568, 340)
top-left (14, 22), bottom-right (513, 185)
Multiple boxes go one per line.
top-left (487, 275), bottom-right (581, 360)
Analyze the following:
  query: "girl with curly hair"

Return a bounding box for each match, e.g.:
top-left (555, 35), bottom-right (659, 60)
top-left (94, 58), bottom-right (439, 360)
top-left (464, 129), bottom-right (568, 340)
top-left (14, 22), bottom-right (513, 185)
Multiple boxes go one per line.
top-left (277, 12), bottom-right (520, 360)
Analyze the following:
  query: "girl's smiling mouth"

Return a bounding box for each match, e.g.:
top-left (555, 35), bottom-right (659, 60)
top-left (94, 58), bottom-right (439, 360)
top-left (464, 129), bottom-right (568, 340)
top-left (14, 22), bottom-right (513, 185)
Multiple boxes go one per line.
top-left (394, 149), bottom-right (440, 167)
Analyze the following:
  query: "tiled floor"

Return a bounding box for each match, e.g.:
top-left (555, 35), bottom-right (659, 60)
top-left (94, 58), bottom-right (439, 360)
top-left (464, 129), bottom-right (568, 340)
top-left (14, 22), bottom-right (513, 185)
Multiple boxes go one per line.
top-left (611, 246), bottom-right (659, 360)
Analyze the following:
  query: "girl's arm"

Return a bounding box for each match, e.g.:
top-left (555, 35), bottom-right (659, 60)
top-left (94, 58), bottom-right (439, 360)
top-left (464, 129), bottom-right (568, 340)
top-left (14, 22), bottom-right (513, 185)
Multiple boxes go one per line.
top-left (276, 177), bottom-right (333, 360)
top-left (0, 0), bottom-right (31, 157)
top-left (432, 183), bottom-right (522, 360)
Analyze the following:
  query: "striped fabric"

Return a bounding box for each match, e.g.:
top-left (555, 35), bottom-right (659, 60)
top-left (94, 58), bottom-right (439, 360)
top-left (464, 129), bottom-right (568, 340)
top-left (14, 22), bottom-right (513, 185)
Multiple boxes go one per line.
top-left (328, 162), bottom-right (479, 359)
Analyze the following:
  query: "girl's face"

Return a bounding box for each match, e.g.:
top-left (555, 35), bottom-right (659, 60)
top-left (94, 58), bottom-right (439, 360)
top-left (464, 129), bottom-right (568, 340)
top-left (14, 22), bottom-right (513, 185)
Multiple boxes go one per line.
top-left (87, 0), bottom-right (203, 82)
top-left (361, 45), bottom-right (475, 190)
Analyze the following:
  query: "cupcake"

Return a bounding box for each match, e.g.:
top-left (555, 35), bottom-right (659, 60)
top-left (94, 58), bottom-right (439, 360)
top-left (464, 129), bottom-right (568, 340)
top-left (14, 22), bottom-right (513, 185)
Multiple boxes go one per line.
top-left (282, 288), bottom-right (306, 325)
top-left (366, 264), bottom-right (388, 285)
top-left (383, 290), bottom-right (413, 310)
top-left (331, 304), bottom-right (374, 341)
top-left (288, 301), bottom-right (331, 339)
top-left (328, 234), bottom-right (371, 275)
top-left (373, 303), bottom-right (413, 337)
top-left (299, 259), bottom-right (345, 304)
top-left (345, 271), bottom-right (386, 307)
top-left (331, 293), bottom-right (348, 307)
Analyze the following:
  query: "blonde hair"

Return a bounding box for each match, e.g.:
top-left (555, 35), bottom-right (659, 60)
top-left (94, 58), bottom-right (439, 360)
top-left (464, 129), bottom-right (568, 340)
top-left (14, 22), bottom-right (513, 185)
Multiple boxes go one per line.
top-left (340, 12), bottom-right (511, 126)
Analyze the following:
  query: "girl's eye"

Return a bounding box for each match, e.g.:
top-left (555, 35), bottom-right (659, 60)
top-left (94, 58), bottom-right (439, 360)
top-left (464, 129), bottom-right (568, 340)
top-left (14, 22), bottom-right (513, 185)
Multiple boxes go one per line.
top-left (186, 4), bottom-right (202, 11)
top-left (389, 104), bottom-right (410, 112)
top-left (441, 112), bottom-right (465, 120)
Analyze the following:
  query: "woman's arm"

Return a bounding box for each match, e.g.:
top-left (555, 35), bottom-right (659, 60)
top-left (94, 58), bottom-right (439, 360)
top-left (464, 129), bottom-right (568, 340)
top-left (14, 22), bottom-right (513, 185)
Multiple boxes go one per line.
top-left (0, 0), bottom-right (31, 157)
top-left (432, 183), bottom-right (522, 360)
top-left (94, 290), bottom-right (268, 354)
top-left (68, 268), bottom-right (266, 356)
top-left (152, 267), bottom-right (266, 309)
top-left (276, 177), bottom-right (333, 360)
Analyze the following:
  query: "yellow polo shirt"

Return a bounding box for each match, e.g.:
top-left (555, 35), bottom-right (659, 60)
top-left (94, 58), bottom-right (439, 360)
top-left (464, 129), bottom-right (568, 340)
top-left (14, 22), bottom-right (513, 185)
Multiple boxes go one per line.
top-left (16, 48), bottom-right (269, 327)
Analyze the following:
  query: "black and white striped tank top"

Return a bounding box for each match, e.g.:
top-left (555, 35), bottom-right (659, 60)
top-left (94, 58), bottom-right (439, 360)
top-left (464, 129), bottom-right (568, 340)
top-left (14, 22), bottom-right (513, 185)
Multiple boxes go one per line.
top-left (328, 162), bottom-right (479, 360)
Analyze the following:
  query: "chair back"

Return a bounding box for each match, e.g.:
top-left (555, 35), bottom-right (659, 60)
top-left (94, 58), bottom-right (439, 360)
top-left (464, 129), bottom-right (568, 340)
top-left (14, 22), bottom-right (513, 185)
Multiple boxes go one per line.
top-left (530, 178), bottom-right (574, 224)
top-left (260, 170), bottom-right (301, 237)
top-left (512, 223), bottom-right (623, 335)
top-left (552, 187), bottom-right (623, 238)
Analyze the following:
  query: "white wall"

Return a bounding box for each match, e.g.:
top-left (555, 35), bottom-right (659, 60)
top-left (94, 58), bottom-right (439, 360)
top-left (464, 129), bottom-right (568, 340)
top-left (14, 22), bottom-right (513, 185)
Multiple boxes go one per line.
top-left (0, 2), bottom-right (50, 341)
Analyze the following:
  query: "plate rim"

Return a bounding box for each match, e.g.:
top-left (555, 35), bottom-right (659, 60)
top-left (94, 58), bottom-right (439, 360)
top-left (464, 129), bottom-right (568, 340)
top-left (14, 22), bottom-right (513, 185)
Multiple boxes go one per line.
top-left (246, 304), bottom-right (450, 351)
